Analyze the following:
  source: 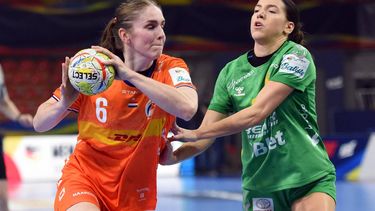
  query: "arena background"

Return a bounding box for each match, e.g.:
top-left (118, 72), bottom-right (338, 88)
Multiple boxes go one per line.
top-left (0, 0), bottom-right (375, 210)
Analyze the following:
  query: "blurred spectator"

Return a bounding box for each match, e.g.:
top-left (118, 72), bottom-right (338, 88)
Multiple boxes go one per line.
top-left (0, 64), bottom-right (33, 211)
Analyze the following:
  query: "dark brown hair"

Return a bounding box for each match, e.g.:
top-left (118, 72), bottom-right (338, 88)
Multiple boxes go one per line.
top-left (282, 0), bottom-right (305, 44)
top-left (100, 0), bottom-right (161, 58)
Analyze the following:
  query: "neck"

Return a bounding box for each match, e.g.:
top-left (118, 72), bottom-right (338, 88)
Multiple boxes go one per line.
top-left (253, 37), bottom-right (288, 57)
top-left (124, 51), bottom-right (154, 72)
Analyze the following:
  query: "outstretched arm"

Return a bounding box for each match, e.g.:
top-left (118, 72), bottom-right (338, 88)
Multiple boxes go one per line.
top-left (159, 110), bottom-right (226, 165)
top-left (174, 81), bottom-right (294, 141)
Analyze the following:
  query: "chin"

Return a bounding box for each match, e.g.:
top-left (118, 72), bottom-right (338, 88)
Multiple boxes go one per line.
top-left (251, 31), bottom-right (263, 40)
top-left (154, 50), bottom-right (163, 58)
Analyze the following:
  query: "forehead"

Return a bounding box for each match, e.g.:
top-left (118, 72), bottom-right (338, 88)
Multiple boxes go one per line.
top-left (133, 4), bottom-right (164, 24)
top-left (256, 0), bottom-right (285, 9)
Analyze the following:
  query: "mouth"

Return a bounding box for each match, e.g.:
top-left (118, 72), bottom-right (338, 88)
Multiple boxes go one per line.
top-left (254, 21), bottom-right (264, 29)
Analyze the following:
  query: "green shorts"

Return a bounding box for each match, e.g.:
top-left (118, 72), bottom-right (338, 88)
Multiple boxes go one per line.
top-left (243, 172), bottom-right (336, 211)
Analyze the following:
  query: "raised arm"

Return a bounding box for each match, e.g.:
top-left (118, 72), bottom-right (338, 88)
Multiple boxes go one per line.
top-left (33, 57), bottom-right (79, 132)
top-left (124, 74), bottom-right (198, 121)
top-left (92, 46), bottom-right (198, 121)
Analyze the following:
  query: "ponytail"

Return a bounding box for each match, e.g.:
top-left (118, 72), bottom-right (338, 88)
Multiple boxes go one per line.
top-left (100, 18), bottom-right (123, 59)
top-left (282, 0), bottom-right (305, 45)
top-left (289, 22), bottom-right (305, 45)
top-left (99, 0), bottom-right (161, 59)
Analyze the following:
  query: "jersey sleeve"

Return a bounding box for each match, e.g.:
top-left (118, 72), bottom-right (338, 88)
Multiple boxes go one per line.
top-left (208, 65), bottom-right (233, 114)
top-left (270, 46), bottom-right (316, 92)
top-left (52, 87), bottom-right (82, 112)
top-left (163, 57), bottom-right (196, 89)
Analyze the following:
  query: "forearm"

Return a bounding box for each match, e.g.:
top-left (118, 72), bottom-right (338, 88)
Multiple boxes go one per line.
top-left (196, 107), bottom-right (262, 140)
top-left (127, 71), bottom-right (197, 120)
top-left (0, 98), bottom-right (21, 121)
top-left (33, 99), bottom-right (70, 132)
top-left (173, 139), bottom-right (215, 163)
top-left (195, 82), bottom-right (294, 140)
top-left (170, 110), bottom-right (228, 164)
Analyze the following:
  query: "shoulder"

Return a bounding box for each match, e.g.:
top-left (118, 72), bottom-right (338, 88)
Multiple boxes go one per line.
top-left (157, 54), bottom-right (187, 68)
top-left (284, 41), bottom-right (312, 59)
top-left (222, 52), bottom-right (248, 71)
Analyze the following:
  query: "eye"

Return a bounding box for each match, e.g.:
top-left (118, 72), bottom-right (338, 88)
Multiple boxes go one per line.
top-left (146, 24), bottom-right (156, 30)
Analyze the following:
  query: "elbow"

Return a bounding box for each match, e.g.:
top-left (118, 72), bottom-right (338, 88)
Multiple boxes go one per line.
top-left (33, 118), bottom-right (47, 133)
top-left (179, 103), bottom-right (198, 121)
top-left (247, 112), bottom-right (267, 128)
top-left (33, 124), bottom-right (44, 133)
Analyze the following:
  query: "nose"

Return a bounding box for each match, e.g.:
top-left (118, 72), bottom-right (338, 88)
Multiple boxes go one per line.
top-left (257, 11), bottom-right (265, 19)
top-left (157, 26), bottom-right (166, 41)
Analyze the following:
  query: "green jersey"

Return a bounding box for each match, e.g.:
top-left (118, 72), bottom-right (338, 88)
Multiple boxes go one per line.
top-left (209, 41), bottom-right (335, 192)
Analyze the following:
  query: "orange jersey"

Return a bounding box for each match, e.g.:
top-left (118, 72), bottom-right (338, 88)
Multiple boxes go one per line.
top-left (53, 54), bottom-right (195, 211)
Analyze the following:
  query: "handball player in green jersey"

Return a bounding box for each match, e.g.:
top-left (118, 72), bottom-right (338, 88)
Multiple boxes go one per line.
top-left (160, 0), bottom-right (336, 210)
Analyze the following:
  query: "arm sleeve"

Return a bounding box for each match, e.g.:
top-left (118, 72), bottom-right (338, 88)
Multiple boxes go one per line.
top-left (270, 50), bottom-right (316, 92)
top-left (164, 57), bottom-right (196, 89)
top-left (52, 88), bottom-right (82, 112)
top-left (208, 65), bottom-right (233, 114)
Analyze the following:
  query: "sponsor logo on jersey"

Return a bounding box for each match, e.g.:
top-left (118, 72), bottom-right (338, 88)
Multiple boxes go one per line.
top-left (252, 130), bottom-right (286, 157)
top-left (234, 86), bottom-right (245, 96)
top-left (108, 134), bottom-right (142, 143)
top-left (227, 69), bottom-right (256, 91)
top-left (71, 191), bottom-right (99, 203)
top-left (246, 112), bottom-right (278, 139)
top-left (169, 67), bottom-right (191, 85)
top-left (279, 54), bottom-right (310, 79)
top-left (253, 198), bottom-right (274, 211)
top-left (145, 100), bottom-right (154, 118)
top-left (58, 187), bottom-right (65, 201)
top-left (299, 104), bottom-right (320, 146)
top-left (137, 187), bottom-right (150, 201)
top-left (122, 90), bottom-right (138, 95)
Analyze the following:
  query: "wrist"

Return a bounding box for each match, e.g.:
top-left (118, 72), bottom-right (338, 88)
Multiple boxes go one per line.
top-left (194, 129), bottom-right (201, 140)
top-left (14, 114), bottom-right (22, 122)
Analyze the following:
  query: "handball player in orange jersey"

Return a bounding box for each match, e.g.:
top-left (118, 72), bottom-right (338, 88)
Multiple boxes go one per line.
top-left (33, 0), bottom-right (198, 210)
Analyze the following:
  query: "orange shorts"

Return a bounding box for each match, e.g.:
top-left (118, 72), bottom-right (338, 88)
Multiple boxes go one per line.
top-left (54, 172), bottom-right (102, 211)
top-left (54, 154), bottom-right (158, 211)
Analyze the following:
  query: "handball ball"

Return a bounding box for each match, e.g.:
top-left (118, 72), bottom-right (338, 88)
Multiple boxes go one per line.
top-left (68, 48), bottom-right (115, 96)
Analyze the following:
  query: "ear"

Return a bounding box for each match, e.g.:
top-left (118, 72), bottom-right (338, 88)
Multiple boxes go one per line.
top-left (118, 28), bottom-right (130, 44)
top-left (284, 21), bottom-right (295, 35)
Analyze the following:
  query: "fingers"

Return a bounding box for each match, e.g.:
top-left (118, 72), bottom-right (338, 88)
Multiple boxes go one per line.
top-left (18, 114), bottom-right (34, 128)
top-left (167, 136), bottom-right (177, 142)
top-left (62, 62), bottom-right (66, 86)
top-left (62, 57), bottom-right (69, 86)
top-left (91, 45), bottom-right (112, 57)
top-left (171, 122), bottom-right (181, 134)
top-left (91, 46), bottom-right (119, 66)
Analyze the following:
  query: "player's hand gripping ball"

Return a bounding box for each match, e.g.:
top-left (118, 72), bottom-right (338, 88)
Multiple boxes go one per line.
top-left (68, 48), bottom-right (115, 95)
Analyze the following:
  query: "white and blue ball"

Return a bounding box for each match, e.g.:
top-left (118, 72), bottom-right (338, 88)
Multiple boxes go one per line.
top-left (68, 48), bottom-right (115, 95)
